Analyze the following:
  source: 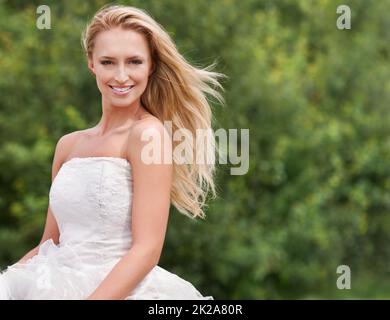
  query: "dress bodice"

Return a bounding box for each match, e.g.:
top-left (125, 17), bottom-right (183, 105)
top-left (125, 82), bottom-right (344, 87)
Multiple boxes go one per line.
top-left (49, 157), bottom-right (133, 263)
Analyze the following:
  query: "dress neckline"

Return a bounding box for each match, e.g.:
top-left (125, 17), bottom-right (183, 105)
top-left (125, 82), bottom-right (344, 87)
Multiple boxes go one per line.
top-left (62, 156), bottom-right (131, 169)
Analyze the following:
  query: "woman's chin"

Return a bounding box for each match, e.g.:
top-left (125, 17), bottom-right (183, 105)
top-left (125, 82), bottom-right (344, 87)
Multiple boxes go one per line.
top-left (103, 95), bottom-right (136, 107)
top-left (112, 101), bottom-right (133, 108)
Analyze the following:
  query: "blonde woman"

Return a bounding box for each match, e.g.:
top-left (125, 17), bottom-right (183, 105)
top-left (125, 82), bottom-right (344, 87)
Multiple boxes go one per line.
top-left (0, 4), bottom-right (224, 300)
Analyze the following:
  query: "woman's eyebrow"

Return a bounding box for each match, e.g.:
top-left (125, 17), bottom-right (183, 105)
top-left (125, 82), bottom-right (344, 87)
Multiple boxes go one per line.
top-left (99, 55), bottom-right (145, 60)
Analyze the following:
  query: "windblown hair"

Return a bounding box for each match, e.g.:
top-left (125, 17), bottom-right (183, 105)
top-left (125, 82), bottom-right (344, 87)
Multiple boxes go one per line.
top-left (81, 4), bottom-right (225, 219)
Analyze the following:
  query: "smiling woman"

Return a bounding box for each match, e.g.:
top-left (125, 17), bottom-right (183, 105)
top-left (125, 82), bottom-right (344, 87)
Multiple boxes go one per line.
top-left (0, 4), bottom-right (225, 300)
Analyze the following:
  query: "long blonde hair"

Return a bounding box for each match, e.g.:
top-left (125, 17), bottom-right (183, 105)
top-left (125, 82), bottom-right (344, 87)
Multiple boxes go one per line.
top-left (81, 4), bottom-right (225, 219)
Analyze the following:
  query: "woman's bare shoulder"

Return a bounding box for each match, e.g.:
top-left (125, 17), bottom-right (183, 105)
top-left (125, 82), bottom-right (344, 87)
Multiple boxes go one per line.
top-left (57, 130), bottom-right (85, 148)
top-left (54, 130), bottom-right (86, 162)
top-left (136, 109), bottom-right (160, 123)
top-left (50, 130), bottom-right (84, 181)
top-left (126, 114), bottom-right (171, 161)
top-left (131, 113), bottom-right (166, 136)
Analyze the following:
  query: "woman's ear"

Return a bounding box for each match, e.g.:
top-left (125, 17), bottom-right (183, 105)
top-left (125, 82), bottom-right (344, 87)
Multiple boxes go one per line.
top-left (87, 56), bottom-right (95, 76)
top-left (149, 63), bottom-right (155, 77)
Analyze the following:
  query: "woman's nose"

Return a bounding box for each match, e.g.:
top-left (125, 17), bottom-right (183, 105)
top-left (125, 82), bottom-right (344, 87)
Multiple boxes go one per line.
top-left (114, 66), bottom-right (128, 83)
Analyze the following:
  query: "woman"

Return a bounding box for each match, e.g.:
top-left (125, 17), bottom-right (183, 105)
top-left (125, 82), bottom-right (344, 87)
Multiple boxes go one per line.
top-left (0, 4), bottom-right (225, 300)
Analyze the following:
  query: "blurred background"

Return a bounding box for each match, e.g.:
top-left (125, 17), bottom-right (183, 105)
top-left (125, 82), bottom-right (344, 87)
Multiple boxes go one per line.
top-left (0, 0), bottom-right (389, 298)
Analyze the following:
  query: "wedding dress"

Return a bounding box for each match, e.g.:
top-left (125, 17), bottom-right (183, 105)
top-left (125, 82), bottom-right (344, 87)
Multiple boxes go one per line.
top-left (0, 157), bottom-right (213, 300)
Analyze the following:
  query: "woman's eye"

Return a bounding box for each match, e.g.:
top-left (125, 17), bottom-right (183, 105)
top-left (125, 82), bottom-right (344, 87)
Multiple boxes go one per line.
top-left (130, 60), bottom-right (142, 65)
top-left (101, 60), bottom-right (112, 65)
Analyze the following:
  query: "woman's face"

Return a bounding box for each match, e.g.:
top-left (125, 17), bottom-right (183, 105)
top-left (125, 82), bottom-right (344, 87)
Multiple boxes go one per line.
top-left (88, 27), bottom-right (153, 108)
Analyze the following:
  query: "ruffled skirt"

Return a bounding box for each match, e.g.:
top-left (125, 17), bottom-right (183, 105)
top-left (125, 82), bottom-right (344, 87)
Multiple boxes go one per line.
top-left (0, 239), bottom-right (213, 300)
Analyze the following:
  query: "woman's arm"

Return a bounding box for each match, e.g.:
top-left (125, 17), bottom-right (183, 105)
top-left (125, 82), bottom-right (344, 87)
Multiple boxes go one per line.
top-left (16, 246), bottom-right (40, 265)
top-left (15, 205), bottom-right (58, 265)
top-left (15, 132), bottom-right (77, 265)
top-left (15, 204), bottom-right (59, 265)
top-left (87, 119), bottom-right (173, 300)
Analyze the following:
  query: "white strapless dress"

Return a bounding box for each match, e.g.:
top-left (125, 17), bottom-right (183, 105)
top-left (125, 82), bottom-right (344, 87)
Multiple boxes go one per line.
top-left (0, 157), bottom-right (213, 300)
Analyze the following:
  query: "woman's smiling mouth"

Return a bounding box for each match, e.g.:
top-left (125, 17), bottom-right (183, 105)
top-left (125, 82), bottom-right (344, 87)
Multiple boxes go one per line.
top-left (108, 85), bottom-right (135, 95)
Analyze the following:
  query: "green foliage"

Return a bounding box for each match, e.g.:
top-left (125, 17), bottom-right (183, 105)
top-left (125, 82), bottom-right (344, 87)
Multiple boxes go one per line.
top-left (0, 0), bottom-right (389, 298)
